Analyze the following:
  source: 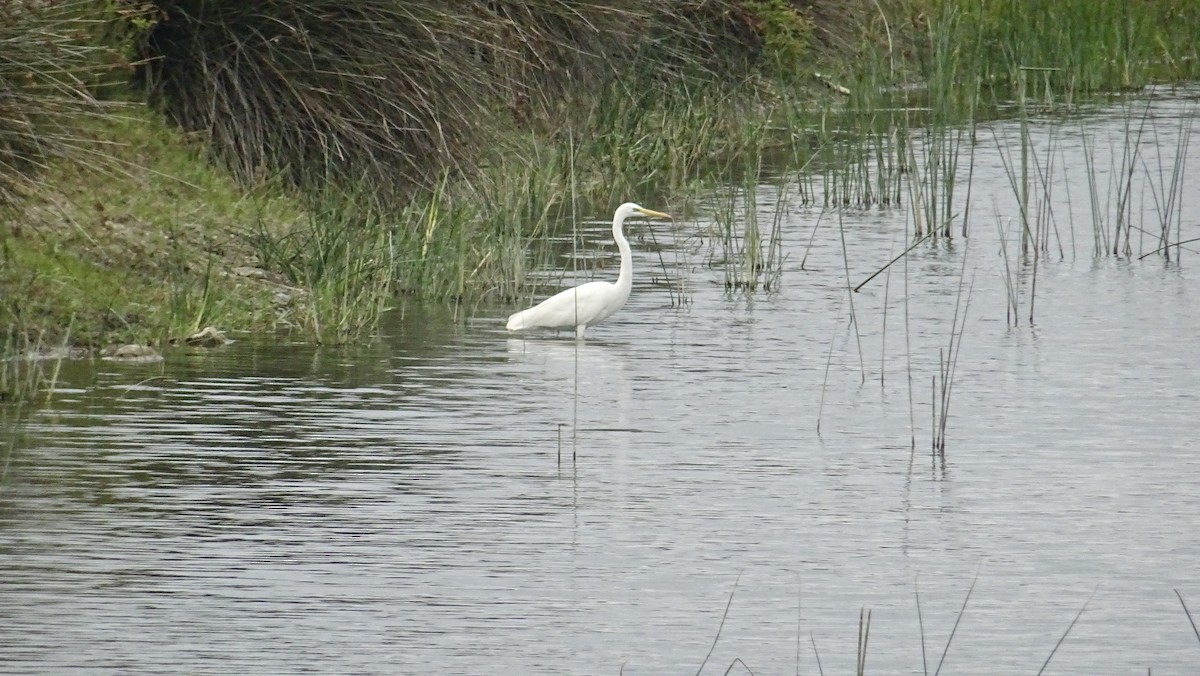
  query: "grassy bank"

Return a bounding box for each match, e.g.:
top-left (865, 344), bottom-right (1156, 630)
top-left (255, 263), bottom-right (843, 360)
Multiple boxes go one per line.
top-left (3, 0), bottom-right (1200, 401)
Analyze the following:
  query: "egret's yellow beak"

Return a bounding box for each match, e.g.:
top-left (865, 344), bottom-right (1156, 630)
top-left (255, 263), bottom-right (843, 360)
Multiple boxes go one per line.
top-left (634, 207), bottom-right (672, 220)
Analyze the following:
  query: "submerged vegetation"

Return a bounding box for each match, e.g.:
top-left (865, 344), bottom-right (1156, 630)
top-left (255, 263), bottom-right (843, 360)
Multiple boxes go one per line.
top-left (3, 0), bottom-right (1200, 401)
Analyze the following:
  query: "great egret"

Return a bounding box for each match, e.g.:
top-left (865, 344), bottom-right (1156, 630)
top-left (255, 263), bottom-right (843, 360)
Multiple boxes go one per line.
top-left (506, 202), bottom-right (672, 338)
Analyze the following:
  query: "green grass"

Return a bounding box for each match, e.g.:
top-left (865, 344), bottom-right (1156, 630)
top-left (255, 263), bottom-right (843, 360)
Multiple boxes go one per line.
top-left (2, 109), bottom-right (305, 348)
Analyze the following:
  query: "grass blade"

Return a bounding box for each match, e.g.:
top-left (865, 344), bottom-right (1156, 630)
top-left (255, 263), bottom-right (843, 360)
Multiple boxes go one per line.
top-left (697, 573), bottom-right (741, 676)
top-left (934, 569), bottom-right (979, 676)
top-left (1176, 589), bottom-right (1200, 646)
top-left (1036, 589), bottom-right (1096, 675)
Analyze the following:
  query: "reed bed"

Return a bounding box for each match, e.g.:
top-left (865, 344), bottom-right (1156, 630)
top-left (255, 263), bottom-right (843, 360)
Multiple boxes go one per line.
top-left (801, 0), bottom-right (1200, 220)
top-left (982, 90), bottom-right (1195, 325)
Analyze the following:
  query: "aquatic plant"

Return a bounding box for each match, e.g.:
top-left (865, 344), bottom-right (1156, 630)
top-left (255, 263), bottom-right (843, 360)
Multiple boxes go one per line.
top-left (688, 573), bottom-right (1132, 674)
top-left (855, 606), bottom-right (872, 676)
top-left (931, 240), bottom-right (971, 455)
top-left (706, 159), bottom-right (789, 293)
top-left (802, 0), bottom-right (1200, 216)
top-left (0, 328), bottom-right (66, 406)
top-left (869, 0), bottom-right (1200, 106)
top-left (1140, 103), bottom-right (1194, 263)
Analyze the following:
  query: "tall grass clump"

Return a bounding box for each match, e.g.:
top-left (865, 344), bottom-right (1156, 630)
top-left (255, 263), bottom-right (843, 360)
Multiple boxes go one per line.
top-left (130, 1), bottom-right (775, 203)
top-left (0, 1), bottom-right (120, 210)
top-left (707, 156), bottom-right (790, 292)
top-left (134, 0), bottom-right (502, 199)
top-left (249, 183), bottom-right (394, 344)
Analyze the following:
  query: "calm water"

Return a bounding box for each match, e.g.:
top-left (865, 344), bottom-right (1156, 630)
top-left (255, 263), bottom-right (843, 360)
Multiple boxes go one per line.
top-left (3, 89), bottom-right (1200, 674)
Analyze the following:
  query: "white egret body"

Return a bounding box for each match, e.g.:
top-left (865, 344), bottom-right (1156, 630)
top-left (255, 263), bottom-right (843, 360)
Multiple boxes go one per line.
top-left (506, 202), bottom-right (671, 338)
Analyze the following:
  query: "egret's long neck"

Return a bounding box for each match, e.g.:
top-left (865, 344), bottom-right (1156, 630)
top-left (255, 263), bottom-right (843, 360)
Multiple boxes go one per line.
top-left (613, 216), bottom-right (633, 299)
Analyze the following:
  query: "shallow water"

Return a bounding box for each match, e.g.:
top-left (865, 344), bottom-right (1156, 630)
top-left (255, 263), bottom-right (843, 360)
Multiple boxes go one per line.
top-left (3, 89), bottom-right (1200, 674)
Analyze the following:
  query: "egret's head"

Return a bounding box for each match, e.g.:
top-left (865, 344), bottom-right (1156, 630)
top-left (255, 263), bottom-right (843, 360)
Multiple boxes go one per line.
top-left (617, 202), bottom-right (672, 222)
